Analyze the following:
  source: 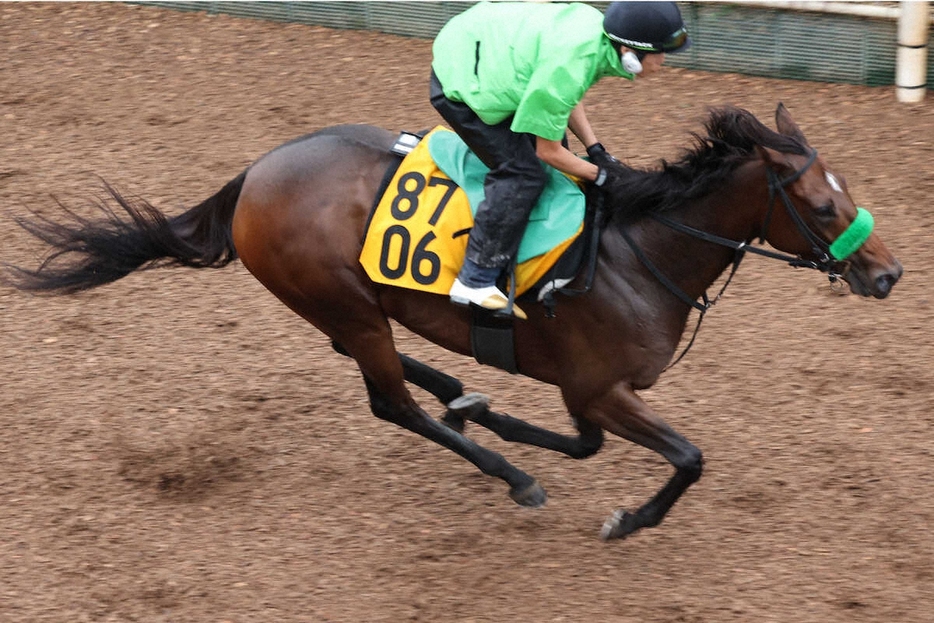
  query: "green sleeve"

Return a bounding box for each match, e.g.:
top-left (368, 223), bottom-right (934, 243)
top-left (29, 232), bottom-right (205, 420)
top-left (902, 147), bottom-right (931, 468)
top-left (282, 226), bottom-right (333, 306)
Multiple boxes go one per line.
top-left (510, 56), bottom-right (592, 140)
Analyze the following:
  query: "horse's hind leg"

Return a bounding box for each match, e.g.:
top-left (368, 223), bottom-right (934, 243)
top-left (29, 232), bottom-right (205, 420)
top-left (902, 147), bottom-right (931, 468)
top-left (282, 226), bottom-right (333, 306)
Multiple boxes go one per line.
top-left (333, 331), bottom-right (546, 507)
top-left (333, 341), bottom-right (467, 430)
top-left (333, 340), bottom-right (464, 405)
top-left (394, 353), bottom-right (604, 458)
top-left (333, 341), bottom-right (604, 457)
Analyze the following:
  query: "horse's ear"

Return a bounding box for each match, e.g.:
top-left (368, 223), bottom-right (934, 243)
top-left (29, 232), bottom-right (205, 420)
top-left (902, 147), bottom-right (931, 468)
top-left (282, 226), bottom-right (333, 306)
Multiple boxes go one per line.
top-left (755, 144), bottom-right (791, 174)
top-left (775, 103), bottom-right (809, 146)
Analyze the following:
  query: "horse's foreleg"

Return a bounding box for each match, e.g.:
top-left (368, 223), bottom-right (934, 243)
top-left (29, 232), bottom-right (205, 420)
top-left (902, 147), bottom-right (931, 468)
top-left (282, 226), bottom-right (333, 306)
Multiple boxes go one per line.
top-left (335, 340), bottom-right (602, 460)
top-left (580, 383), bottom-right (703, 540)
top-left (395, 353), bottom-right (469, 433)
top-left (447, 393), bottom-right (604, 459)
top-left (399, 353), bottom-right (464, 403)
top-left (392, 350), bottom-right (605, 457)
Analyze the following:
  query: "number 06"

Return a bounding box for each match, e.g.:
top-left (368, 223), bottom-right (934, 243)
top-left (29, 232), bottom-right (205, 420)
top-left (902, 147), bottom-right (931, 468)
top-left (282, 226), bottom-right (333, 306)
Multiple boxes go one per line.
top-left (378, 227), bottom-right (441, 285)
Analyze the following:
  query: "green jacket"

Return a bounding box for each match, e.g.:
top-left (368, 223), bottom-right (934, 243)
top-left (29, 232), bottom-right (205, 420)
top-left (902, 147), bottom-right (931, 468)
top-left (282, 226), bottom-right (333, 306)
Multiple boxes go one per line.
top-left (431, 2), bottom-right (632, 141)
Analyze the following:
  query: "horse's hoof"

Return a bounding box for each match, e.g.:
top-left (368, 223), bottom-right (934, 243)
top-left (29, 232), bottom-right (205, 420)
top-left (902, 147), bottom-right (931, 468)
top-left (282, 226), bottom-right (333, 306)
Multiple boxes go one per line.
top-left (446, 392), bottom-right (489, 420)
top-left (509, 480), bottom-right (547, 508)
top-left (600, 509), bottom-right (638, 541)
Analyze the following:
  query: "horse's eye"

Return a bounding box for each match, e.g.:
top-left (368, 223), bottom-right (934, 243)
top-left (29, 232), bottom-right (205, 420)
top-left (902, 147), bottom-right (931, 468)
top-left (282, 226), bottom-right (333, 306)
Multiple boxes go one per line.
top-left (815, 203), bottom-right (836, 218)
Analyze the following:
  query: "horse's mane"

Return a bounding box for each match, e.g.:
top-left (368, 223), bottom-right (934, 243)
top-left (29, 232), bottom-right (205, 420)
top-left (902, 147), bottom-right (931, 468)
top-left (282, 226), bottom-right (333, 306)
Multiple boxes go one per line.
top-left (607, 106), bottom-right (810, 219)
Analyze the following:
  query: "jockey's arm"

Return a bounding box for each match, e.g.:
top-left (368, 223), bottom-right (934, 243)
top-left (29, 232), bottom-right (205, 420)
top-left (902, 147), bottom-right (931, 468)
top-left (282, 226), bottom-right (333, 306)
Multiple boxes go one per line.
top-left (567, 102), bottom-right (598, 149)
top-left (536, 102), bottom-right (601, 182)
top-left (536, 136), bottom-right (600, 182)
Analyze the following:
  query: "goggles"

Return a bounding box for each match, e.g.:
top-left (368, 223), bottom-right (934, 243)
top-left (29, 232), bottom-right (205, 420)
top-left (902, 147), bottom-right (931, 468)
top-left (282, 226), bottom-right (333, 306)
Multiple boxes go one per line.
top-left (658, 27), bottom-right (690, 53)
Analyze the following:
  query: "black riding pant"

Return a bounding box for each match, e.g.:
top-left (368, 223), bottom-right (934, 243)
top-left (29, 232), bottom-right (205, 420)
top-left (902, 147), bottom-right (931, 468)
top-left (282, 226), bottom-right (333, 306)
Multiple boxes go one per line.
top-left (429, 70), bottom-right (548, 270)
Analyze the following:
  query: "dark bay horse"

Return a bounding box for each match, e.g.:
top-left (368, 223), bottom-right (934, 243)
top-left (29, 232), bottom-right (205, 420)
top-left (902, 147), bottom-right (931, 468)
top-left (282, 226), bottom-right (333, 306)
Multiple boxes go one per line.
top-left (9, 104), bottom-right (902, 540)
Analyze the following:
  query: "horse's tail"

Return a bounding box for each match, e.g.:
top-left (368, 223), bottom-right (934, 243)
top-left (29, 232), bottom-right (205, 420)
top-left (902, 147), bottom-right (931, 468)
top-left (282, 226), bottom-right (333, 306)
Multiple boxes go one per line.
top-left (6, 171), bottom-right (247, 294)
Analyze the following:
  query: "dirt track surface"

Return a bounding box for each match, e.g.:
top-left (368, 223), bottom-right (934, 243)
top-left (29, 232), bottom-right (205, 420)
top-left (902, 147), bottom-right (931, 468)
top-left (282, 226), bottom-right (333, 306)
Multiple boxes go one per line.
top-left (1, 3), bottom-right (933, 622)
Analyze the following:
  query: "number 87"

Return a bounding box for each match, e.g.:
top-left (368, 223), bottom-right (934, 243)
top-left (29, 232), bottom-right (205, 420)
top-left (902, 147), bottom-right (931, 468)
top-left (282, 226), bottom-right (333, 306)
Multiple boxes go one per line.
top-left (389, 172), bottom-right (458, 225)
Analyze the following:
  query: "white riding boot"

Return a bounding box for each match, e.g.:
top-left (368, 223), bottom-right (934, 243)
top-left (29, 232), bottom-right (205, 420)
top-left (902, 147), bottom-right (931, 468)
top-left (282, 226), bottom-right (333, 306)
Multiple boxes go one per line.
top-left (449, 278), bottom-right (527, 320)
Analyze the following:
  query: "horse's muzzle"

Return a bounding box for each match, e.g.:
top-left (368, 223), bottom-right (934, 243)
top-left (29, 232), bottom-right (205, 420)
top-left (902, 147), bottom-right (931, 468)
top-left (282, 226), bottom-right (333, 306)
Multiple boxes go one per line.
top-left (872, 261), bottom-right (903, 298)
top-left (845, 258), bottom-right (903, 299)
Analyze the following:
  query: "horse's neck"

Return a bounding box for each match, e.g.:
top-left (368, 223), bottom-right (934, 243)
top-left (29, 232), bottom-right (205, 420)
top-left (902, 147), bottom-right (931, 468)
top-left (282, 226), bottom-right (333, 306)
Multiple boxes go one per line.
top-left (613, 159), bottom-right (768, 310)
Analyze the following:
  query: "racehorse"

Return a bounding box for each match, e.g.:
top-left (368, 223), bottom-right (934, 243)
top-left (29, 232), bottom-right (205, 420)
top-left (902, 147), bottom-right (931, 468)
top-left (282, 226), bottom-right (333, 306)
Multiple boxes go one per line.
top-left (8, 104), bottom-right (901, 540)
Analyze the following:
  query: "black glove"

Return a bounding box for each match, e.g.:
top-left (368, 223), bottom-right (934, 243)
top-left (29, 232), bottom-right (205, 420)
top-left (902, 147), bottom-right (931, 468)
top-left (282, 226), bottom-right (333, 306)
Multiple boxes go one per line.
top-left (586, 142), bottom-right (620, 168)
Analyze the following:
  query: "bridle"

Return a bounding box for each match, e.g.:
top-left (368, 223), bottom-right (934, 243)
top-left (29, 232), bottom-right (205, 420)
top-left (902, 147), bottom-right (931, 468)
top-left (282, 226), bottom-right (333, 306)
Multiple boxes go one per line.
top-left (760, 149), bottom-right (841, 274)
top-left (621, 148), bottom-right (872, 368)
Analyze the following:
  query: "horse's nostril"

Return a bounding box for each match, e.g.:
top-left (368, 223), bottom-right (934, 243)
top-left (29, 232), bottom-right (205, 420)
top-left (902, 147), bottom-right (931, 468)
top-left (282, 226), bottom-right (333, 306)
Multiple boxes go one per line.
top-left (876, 272), bottom-right (898, 295)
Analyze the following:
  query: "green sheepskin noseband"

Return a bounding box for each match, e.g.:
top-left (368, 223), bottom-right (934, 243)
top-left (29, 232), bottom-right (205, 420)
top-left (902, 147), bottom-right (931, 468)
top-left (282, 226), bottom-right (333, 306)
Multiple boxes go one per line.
top-left (829, 207), bottom-right (874, 261)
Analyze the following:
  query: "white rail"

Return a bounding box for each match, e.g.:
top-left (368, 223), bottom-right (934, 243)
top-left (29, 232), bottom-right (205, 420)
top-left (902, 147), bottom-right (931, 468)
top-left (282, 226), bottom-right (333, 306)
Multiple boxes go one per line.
top-left (726, 1), bottom-right (930, 101)
top-left (897, 2), bottom-right (930, 101)
top-left (729, 1), bottom-right (928, 22)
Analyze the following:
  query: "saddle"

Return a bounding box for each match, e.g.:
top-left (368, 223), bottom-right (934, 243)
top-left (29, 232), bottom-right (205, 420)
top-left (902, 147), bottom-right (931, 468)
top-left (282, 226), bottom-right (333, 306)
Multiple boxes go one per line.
top-left (360, 128), bottom-right (604, 372)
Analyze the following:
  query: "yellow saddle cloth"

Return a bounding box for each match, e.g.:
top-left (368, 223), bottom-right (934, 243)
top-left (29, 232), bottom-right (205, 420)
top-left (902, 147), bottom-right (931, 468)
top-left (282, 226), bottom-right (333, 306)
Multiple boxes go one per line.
top-left (359, 127), bottom-right (584, 297)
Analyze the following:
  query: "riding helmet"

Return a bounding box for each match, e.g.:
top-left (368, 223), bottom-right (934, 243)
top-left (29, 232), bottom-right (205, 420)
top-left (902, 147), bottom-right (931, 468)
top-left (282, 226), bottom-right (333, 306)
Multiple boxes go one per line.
top-left (603, 2), bottom-right (691, 55)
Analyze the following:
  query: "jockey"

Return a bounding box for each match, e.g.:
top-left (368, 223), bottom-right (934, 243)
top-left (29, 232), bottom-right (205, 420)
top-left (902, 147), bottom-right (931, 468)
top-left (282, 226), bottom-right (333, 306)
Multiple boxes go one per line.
top-left (430, 1), bottom-right (690, 317)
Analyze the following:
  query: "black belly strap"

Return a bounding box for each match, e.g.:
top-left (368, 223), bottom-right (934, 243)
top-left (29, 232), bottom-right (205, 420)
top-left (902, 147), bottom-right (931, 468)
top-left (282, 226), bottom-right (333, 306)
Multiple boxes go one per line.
top-left (470, 306), bottom-right (518, 374)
